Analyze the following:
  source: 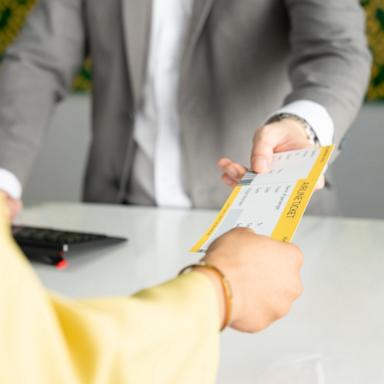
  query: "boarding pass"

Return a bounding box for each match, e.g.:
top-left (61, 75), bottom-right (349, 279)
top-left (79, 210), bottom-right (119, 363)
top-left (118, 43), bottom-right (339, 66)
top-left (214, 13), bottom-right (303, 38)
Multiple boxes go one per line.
top-left (191, 146), bottom-right (334, 253)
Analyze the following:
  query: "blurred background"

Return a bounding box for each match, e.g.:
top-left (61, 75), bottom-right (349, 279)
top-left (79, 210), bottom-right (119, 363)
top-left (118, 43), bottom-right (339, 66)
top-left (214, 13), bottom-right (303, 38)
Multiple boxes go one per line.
top-left (0, 0), bottom-right (383, 218)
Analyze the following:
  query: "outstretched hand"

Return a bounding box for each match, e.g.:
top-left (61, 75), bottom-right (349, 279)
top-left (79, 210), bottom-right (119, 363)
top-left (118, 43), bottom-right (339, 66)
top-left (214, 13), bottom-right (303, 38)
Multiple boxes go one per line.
top-left (218, 118), bottom-right (325, 189)
top-left (201, 227), bottom-right (303, 333)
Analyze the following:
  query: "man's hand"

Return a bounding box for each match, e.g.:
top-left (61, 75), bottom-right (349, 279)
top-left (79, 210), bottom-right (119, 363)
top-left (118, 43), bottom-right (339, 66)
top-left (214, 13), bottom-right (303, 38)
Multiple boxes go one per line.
top-left (1, 191), bottom-right (23, 221)
top-left (218, 118), bottom-right (325, 189)
top-left (200, 227), bottom-right (303, 333)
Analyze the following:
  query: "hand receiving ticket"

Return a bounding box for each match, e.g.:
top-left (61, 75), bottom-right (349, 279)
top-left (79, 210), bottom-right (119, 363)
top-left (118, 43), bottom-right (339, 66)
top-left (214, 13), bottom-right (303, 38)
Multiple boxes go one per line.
top-left (191, 146), bottom-right (334, 253)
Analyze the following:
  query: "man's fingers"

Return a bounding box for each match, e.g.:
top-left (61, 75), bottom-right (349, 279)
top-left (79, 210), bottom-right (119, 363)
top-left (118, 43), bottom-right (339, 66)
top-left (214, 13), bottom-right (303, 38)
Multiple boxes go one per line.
top-left (218, 158), bottom-right (247, 182)
top-left (314, 165), bottom-right (328, 191)
top-left (221, 173), bottom-right (237, 187)
top-left (218, 158), bottom-right (232, 168)
top-left (251, 154), bottom-right (270, 173)
top-left (251, 119), bottom-right (317, 174)
top-left (251, 133), bottom-right (279, 173)
top-left (315, 175), bottom-right (325, 190)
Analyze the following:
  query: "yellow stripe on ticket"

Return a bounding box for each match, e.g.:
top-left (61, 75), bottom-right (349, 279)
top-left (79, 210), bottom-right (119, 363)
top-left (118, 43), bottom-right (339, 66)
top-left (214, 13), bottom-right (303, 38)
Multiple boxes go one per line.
top-left (190, 185), bottom-right (242, 252)
top-left (271, 145), bottom-right (334, 242)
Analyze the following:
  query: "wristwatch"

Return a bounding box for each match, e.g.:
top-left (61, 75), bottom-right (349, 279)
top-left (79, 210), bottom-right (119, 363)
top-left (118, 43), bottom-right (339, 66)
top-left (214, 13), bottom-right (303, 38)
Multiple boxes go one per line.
top-left (266, 113), bottom-right (319, 145)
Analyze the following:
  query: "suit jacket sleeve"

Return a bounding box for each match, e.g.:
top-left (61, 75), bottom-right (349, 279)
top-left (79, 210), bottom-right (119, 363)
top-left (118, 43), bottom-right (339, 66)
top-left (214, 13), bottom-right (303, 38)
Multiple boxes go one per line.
top-left (284, 0), bottom-right (372, 148)
top-left (0, 197), bottom-right (220, 383)
top-left (0, 0), bottom-right (86, 186)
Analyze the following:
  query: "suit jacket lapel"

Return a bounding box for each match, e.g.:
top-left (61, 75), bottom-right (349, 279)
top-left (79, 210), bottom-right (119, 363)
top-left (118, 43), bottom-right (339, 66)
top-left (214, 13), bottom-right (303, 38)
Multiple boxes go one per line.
top-left (121, 0), bottom-right (214, 107)
top-left (121, 0), bottom-right (152, 109)
top-left (183, 0), bottom-right (215, 64)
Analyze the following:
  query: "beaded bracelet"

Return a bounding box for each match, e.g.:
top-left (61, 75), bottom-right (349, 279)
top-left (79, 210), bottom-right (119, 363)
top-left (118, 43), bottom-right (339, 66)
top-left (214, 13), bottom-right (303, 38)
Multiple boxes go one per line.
top-left (179, 261), bottom-right (233, 331)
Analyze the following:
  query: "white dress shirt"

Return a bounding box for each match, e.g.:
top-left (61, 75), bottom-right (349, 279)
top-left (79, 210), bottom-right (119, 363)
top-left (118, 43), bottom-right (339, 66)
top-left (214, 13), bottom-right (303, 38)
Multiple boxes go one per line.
top-left (0, 1), bottom-right (334, 204)
top-left (131, 0), bottom-right (193, 208)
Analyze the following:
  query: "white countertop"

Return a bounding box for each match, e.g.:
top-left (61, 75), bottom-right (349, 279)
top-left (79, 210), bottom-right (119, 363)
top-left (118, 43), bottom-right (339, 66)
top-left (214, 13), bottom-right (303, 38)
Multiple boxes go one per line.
top-left (18, 202), bottom-right (384, 384)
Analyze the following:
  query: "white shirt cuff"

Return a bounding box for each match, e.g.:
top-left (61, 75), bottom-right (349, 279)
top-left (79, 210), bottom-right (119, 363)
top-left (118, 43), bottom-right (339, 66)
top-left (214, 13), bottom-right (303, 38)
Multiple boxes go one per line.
top-left (0, 169), bottom-right (22, 199)
top-left (268, 100), bottom-right (335, 146)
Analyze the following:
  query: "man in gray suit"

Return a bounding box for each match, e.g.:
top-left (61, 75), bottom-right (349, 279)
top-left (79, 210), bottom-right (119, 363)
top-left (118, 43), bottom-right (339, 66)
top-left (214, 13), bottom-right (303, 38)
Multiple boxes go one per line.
top-left (0, 0), bottom-right (371, 216)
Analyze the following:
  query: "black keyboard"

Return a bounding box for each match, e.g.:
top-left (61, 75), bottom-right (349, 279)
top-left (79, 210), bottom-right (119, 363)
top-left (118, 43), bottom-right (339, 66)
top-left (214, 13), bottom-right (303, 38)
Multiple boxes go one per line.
top-left (12, 225), bottom-right (127, 268)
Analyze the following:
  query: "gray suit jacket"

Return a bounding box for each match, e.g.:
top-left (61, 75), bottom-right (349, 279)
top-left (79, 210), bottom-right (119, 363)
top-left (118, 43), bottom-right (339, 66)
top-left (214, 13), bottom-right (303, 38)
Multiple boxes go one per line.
top-left (0, 0), bottom-right (371, 209)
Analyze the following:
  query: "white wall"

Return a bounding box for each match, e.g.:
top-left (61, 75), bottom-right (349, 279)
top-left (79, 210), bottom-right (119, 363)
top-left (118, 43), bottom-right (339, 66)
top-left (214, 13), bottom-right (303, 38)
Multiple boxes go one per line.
top-left (23, 97), bottom-right (384, 219)
top-left (333, 103), bottom-right (384, 219)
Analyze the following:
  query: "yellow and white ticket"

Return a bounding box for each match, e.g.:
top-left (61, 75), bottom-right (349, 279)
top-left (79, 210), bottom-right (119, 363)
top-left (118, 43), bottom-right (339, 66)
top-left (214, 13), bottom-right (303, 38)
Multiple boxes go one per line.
top-left (191, 145), bottom-right (334, 253)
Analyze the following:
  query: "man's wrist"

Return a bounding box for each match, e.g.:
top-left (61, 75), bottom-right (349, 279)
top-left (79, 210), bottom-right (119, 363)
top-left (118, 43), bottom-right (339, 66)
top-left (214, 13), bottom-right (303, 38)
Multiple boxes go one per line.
top-left (266, 100), bottom-right (334, 146)
top-left (266, 113), bottom-right (318, 145)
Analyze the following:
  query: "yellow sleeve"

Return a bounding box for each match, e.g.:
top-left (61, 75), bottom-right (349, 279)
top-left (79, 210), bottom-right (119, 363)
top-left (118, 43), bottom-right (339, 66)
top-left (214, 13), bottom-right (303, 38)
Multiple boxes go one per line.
top-left (0, 197), bottom-right (220, 384)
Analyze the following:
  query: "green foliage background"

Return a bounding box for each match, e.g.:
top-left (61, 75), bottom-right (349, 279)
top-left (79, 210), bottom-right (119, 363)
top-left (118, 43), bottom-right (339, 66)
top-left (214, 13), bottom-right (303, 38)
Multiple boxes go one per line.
top-left (1, 0), bottom-right (383, 99)
top-left (0, 0), bottom-right (91, 92)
